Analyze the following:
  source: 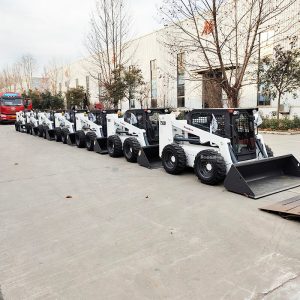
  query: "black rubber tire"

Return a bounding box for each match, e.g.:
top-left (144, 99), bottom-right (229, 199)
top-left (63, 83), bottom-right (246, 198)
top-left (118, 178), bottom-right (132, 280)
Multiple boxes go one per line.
top-left (29, 124), bottom-right (33, 135)
top-left (55, 127), bottom-right (62, 142)
top-left (123, 138), bottom-right (141, 163)
top-left (265, 144), bottom-right (274, 157)
top-left (38, 125), bottom-right (44, 137)
top-left (25, 124), bottom-right (30, 134)
top-left (107, 135), bottom-right (123, 157)
top-left (43, 126), bottom-right (49, 139)
top-left (75, 130), bottom-right (86, 148)
top-left (15, 122), bottom-right (20, 132)
top-left (86, 132), bottom-right (97, 151)
top-left (61, 128), bottom-right (70, 144)
top-left (194, 149), bottom-right (226, 185)
top-left (162, 143), bottom-right (186, 174)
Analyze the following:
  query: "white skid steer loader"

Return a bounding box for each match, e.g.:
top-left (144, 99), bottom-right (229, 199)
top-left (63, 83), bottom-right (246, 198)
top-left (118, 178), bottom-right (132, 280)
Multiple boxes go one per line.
top-left (37, 112), bottom-right (55, 140)
top-left (106, 109), bottom-right (170, 165)
top-left (75, 109), bottom-right (119, 153)
top-left (159, 108), bottom-right (300, 199)
top-left (53, 110), bottom-right (85, 145)
top-left (15, 111), bottom-right (29, 132)
top-left (73, 110), bottom-right (110, 152)
top-left (25, 111), bottom-right (39, 135)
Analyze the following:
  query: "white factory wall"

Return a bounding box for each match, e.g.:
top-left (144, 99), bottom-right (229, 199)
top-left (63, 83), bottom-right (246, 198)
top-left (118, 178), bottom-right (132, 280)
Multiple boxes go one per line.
top-left (55, 0), bottom-right (300, 116)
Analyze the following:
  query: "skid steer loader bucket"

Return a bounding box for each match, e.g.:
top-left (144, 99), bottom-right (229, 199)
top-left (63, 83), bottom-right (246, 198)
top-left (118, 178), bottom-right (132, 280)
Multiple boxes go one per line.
top-left (32, 127), bottom-right (39, 136)
top-left (137, 145), bottom-right (161, 169)
top-left (67, 133), bottom-right (76, 146)
top-left (46, 129), bottom-right (55, 141)
top-left (94, 137), bottom-right (108, 154)
top-left (224, 155), bottom-right (300, 199)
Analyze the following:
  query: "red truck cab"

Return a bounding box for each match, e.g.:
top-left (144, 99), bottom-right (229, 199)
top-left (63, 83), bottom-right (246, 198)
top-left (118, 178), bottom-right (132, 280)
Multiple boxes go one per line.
top-left (0, 92), bottom-right (30, 123)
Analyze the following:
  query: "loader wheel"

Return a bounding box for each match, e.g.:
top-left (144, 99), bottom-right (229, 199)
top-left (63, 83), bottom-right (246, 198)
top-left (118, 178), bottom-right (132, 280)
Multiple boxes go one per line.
top-left (38, 125), bottom-right (44, 137)
top-left (75, 130), bottom-right (86, 148)
top-left (107, 135), bottom-right (123, 157)
top-left (29, 125), bottom-right (33, 135)
top-left (123, 138), bottom-right (141, 163)
top-left (86, 132), bottom-right (97, 151)
top-left (61, 128), bottom-right (69, 144)
top-left (162, 143), bottom-right (186, 174)
top-left (28, 125), bottom-right (33, 135)
top-left (194, 150), bottom-right (226, 185)
top-left (25, 124), bottom-right (31, 134)
top-left (55, 127), bottom-right (62, 142)
top-left (15, 122), bottom-right (20, 132)
top-left (265, 145), bottom-right (274, 157)
top-left (43, 126), bottom-right (49, 139)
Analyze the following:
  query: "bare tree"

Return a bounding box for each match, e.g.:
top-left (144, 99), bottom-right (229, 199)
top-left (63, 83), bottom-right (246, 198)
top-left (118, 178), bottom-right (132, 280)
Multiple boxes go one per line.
top-left (86, 0), bottom-right (131, 105)
top-left (136, 83), bottom-right (150, 108)
top-left (44, 59), bottom-right (61, 94)
top-left (21, 54), bottom-right (36, 90)
top-left (160, 0), bottom-right (298, 107)
top-left (11, 62), bottom-right (23, 91)
top-left (2, 67), bottom-right (13, 91)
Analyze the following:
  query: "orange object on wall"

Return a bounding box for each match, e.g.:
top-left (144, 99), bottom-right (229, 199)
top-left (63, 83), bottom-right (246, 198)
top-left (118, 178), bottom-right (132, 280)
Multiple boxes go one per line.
top-left (202, 20), bottom-right (214, 35)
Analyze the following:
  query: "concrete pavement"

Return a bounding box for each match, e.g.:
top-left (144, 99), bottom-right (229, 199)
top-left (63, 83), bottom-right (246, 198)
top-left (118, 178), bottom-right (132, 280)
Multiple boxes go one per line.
top-left (0, 125), bottom-right (299, 300)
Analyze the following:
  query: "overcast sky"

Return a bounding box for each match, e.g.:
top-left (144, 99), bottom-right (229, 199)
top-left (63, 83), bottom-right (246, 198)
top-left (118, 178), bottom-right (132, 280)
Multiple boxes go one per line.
top-left (0, 0), bottom-right (162, 75)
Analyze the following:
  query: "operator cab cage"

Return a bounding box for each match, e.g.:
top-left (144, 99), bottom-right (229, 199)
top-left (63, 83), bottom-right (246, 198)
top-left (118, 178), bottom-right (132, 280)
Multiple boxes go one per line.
top-left (64, 109), bottom-right (87, 123)
top-left (186, 108), bottom-right (257, 162)
top-left (124, 108), bottom-right (170, 145)
top-left (89, 109), bottom-right (119, 137)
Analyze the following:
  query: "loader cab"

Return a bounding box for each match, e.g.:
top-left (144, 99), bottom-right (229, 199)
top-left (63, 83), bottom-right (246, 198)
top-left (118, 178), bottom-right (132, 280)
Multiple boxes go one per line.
top-left (89, 109), bottom-right (119, 137)
top-left (65, 109), bottom-right (87, 129)
top-left (187, 108), bottom-right (257, 162)
top-left (124, 108), bottom-right (170, 145)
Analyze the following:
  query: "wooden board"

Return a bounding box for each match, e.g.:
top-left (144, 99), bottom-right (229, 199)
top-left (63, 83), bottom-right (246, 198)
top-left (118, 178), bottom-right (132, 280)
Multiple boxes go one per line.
top-left (260, 195), bottom-right (300, 218)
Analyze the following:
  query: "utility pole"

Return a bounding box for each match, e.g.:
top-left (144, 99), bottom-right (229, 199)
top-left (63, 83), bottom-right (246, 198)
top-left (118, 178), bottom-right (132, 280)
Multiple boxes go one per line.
top-left (256, 32), bottom-right (261, 106)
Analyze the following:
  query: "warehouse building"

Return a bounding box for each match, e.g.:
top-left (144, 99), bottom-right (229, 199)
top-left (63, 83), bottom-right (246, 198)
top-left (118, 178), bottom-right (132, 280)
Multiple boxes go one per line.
top-left (55, 0), bottom-right (300, 116)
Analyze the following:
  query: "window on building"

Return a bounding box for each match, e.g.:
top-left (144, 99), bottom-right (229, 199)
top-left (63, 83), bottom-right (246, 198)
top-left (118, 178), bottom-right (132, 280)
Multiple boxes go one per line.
top-left (177, 53), bottom-right (185, 107)
top-left (76, 78), bottom-right (79, 88)
top-left (150, 59), bottom-right (157, 108)
top-left (59, 83), bottom-right (62, 93)
top-left (257, 83), bottom-right (271, 106)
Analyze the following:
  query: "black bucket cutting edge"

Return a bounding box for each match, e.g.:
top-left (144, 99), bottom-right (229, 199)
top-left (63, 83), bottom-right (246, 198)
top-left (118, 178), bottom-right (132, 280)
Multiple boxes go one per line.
top-left (94, 137), bottom-right (108, 154)
top-left (46, 129), bottom-right (55, 141)
top-left (137, 145), bottom-right (161, 169)
top-left (33, 127), bottom-right (39, 136)
top-left (67, 133), bottom-right (76, 146)
top-left (224, 154), bottom-right (300, 199)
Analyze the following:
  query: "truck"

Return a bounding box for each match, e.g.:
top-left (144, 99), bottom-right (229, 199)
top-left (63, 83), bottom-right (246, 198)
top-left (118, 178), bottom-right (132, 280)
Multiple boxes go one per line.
top-left (0, 92), bottom-right (31, 123)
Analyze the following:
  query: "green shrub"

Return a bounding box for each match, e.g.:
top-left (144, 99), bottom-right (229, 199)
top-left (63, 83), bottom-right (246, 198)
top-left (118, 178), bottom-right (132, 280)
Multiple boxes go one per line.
top-left (23, 89), bottom-right (65, 110)
top-left (261, 116), bottom-right (300, 130)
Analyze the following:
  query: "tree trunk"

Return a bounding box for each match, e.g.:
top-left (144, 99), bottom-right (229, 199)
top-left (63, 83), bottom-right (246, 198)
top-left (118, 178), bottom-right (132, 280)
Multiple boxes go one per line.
top-left (225, 88), bottom-right (239, 108)
top-left (277, 92), bottom-right (282, 120)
